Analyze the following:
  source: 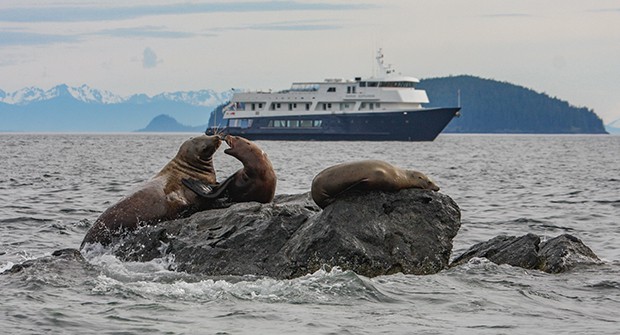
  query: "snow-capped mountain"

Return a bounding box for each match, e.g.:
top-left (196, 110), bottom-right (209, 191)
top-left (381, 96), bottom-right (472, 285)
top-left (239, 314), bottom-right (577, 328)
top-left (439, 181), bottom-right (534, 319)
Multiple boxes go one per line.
top-left (0, 84), bottom-right (233, 132)
top-left (0, 84), bottom-right (232, 107)
top-left (606, 118), bottom-right (620, 134)
top-left (0, 84), bottom-right (124, 105)
top-left (152, 90), bottom-right (233, 107)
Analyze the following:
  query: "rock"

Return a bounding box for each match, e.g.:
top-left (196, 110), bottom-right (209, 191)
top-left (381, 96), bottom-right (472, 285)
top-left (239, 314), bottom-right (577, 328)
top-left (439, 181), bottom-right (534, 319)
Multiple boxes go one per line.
top-left (1, 248), bottom-right (85, 275)
top-left (450, 233), bottom-right (601, 273)
top-left (539, 234), bottom-right (601, 273)
top-left (450, 234), bottom-right (541, 269)
top-left (115, 189), bottom-right (461, 279)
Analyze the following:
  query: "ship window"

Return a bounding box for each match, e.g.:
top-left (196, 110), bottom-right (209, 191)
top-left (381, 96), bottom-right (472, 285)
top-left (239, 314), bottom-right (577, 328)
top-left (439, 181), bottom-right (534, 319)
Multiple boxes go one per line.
top-left (258, 103), bottom-right (263, 108)
top-left (360, 102), bottom-right (366, 109)
top-left (327, 87), bottom-right (336, 92)
top-left (379, 81), bottom-right (416, 88)
top-left (288, 103), bottom-right (293, 111)
top-left (229, 119), bottom-right (253, 128)
top-left (327, 103), bottom-right (332, 109)
top-left (276, 103), bottom-right (281, 109)
top-left (359, 82), bottom-right (366, 87)
top-left (347, 87), bottom-right (351, 94)
top-left (369, 103), bottom-right (374, 110)
top-left (269, 119), bottom-right (322, 128)
top-left (291, 84), bottom-right (319, 91)
top-left (368, 82), bottom-right (378, 87)
top-left (272, 120), bottom-right (286, 127)
top-left (251, 103), bottom-right (256, 111)
top-left (306, 103), bottom-right (311, 111)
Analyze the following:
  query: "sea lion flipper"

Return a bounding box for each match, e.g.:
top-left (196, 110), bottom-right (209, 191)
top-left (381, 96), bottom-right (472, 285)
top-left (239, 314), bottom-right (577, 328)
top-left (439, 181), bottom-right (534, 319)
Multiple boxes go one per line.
top-left (206, 174), bottom-right (236, 199)
top-left (183, 175), bottom-right (236, 199)
top-left (334, 179), bottom-right (369, 197)
top-left (182, 178), bottom-right (216, 197)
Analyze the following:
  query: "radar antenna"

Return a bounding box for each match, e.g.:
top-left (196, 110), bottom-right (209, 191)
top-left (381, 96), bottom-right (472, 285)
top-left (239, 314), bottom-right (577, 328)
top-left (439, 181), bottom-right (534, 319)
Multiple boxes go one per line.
top-left (376, 48), bottom-right (395, 76)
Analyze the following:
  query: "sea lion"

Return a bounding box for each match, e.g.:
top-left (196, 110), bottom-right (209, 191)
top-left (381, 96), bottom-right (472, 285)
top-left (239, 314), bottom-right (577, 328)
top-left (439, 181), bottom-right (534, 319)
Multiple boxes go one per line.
top-left (183, 135), bottom-right (276, 204)
top-left (311, 159), bottom-right (439, 209)
top-left (80, 134), bottom-right (222, 249)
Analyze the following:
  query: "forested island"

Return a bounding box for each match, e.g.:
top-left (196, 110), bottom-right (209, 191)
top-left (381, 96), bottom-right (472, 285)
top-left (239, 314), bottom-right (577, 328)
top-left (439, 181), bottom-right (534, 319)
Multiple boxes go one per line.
top-left (202, 75), bottom-right (607, 134)
top-left (137, 114), bottom-right (206, 132)
top-left (419, 75), bottom-right (607, 134)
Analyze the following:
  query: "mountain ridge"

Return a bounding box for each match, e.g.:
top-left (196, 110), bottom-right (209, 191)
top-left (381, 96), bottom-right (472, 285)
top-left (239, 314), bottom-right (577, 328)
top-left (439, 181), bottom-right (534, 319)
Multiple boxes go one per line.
top-left (0, 77), bottom-right (613, 133)
top-left (0, 84), bottom-right (231, 107)
top-left (0, 85), bottom-right (232, 132)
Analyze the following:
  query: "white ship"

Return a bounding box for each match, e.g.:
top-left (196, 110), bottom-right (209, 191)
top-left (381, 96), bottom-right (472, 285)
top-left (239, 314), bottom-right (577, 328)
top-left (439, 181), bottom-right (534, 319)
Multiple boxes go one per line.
top-left (207, 50), bottom-right (460, 141)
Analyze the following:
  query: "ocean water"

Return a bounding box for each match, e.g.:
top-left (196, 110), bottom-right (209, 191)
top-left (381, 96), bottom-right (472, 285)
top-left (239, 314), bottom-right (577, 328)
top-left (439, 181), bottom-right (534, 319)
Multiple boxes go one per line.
top-left (1, 133), bottom-right (619, 334)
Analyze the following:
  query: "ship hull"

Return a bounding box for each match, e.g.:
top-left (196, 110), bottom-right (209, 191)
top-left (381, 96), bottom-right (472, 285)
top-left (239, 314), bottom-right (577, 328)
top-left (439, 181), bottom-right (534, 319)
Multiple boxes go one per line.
top-left (207, 107), bottom-right (460, 141)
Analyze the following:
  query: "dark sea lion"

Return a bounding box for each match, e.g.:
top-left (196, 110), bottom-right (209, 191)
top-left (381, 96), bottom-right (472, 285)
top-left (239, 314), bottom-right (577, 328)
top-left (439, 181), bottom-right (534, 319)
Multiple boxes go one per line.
top-left (311, 159), bottom-right (439, 209)
top-left (80, 134), bottom-right (222, 249)
top-left (184, 135), bottom-right (276, 204)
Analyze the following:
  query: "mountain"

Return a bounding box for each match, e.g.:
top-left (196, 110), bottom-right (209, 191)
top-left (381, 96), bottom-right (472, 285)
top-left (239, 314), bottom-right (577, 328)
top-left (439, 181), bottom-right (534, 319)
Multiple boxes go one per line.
top-left (419, 75), bottom-right (607, 134)
top-left (1, 78), bottom-right (610, 134)
top-left (606, 118), bottom-right (620, 134)
top-left (137, 114), bottom-right (206, 132)
top-left (0, 84), bottom-right (232, 132)
top-left (0, 84), bottom-right (124, 105)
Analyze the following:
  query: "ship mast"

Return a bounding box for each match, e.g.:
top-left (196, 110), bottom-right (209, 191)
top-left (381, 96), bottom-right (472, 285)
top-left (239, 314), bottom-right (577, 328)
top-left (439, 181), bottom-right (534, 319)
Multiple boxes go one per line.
top-left (376, 48), bottom-right (395, 77)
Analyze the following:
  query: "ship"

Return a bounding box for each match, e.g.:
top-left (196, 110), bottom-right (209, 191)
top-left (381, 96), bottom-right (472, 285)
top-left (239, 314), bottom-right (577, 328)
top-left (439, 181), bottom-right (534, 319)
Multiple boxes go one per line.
top-left (207, 50), bottom-right (460, 141)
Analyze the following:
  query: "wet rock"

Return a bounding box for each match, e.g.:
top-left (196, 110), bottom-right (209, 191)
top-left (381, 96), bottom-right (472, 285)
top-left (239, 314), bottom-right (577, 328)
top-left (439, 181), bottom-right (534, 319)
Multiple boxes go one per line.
top-left (1, 248), bottom-right (85, 275)
top-left (450, 234), bottom-right (541, 269)
top-left (115, 189), bottom-right (461, 279)
top-left (539, 234), bottom-right (601, 273)
top-left (451, 233), bottom-right (601, 273)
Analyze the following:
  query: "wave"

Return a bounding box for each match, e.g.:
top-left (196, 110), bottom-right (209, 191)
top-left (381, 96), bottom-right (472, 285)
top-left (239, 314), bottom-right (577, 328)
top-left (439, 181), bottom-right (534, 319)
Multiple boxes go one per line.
top-left (88, 256), bottom-right (393, 305)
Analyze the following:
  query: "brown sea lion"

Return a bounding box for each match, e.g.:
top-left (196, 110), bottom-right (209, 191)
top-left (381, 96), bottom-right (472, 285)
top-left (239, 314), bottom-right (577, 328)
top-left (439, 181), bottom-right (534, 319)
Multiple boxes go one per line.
top-left (80, 134), bottom-right (222, 249)
top-left (183, 135), bottom-right (276, 204)
top-left (311, 159), bottom-right (439, 209)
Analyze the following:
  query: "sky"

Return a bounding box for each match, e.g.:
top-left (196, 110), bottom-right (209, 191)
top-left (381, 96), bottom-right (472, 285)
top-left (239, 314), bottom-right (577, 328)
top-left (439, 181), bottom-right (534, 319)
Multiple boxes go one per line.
top-left (0, 0), bottom-right (619, 123)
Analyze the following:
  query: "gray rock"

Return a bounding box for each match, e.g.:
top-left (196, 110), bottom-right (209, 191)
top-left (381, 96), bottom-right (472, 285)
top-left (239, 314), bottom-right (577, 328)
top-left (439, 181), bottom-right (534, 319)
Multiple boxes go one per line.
top-left (451, 233), bottom-right (601, 273)
top-left (115, 189), bottom-right (462, 279)
top-left (539, 234), bottom-right (601, 273)
top-left (1, 248), bottom-right (86, 275)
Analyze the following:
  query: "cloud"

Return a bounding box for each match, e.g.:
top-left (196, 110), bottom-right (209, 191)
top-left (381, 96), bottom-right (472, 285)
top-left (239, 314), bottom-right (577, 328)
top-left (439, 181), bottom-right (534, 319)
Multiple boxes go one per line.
top-left (0, 25), bottom-right (212, 48)
top-left (480, 13), bottom-right (533, 18)
top-left (96, 26), bottom-right (213, 39)
top-left (588, 8), bottom-right (620, 13)
top-left (244, 21), bottom-right (341, 31)
top-left (142, 47), bottom-right (161, 69)
top-left (0, 2), bottom-right (373, 23)
top-left (0, 30), bottom-right (79, 46)
top-left (210, 19), bottom-right (342, 33)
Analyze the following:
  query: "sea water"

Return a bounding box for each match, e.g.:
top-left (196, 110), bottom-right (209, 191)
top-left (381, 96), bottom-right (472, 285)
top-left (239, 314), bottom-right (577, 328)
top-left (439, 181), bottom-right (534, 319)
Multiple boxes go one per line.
top-left (1, 133), bottom-right (619, 334)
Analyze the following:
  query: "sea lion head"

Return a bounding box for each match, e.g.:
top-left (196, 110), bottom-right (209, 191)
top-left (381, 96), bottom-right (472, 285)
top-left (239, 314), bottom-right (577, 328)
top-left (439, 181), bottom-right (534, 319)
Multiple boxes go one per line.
top-left (406, 170), bottom-right (440, 191)
top-left (178, 134), bottom-right (222, 164)
top-left (224, 135), bottom-right (265, 163)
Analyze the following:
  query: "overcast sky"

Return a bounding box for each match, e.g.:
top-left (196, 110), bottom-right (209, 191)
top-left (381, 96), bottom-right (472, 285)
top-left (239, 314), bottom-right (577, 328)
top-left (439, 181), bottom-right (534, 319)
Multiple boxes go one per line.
top-left (1, 0), bottom-right (619, 123)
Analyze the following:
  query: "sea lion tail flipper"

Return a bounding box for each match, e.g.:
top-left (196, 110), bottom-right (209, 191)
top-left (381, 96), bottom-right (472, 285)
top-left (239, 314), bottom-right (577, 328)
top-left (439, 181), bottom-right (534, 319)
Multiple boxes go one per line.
top-left (182, 178), bottom-right (216, 197)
